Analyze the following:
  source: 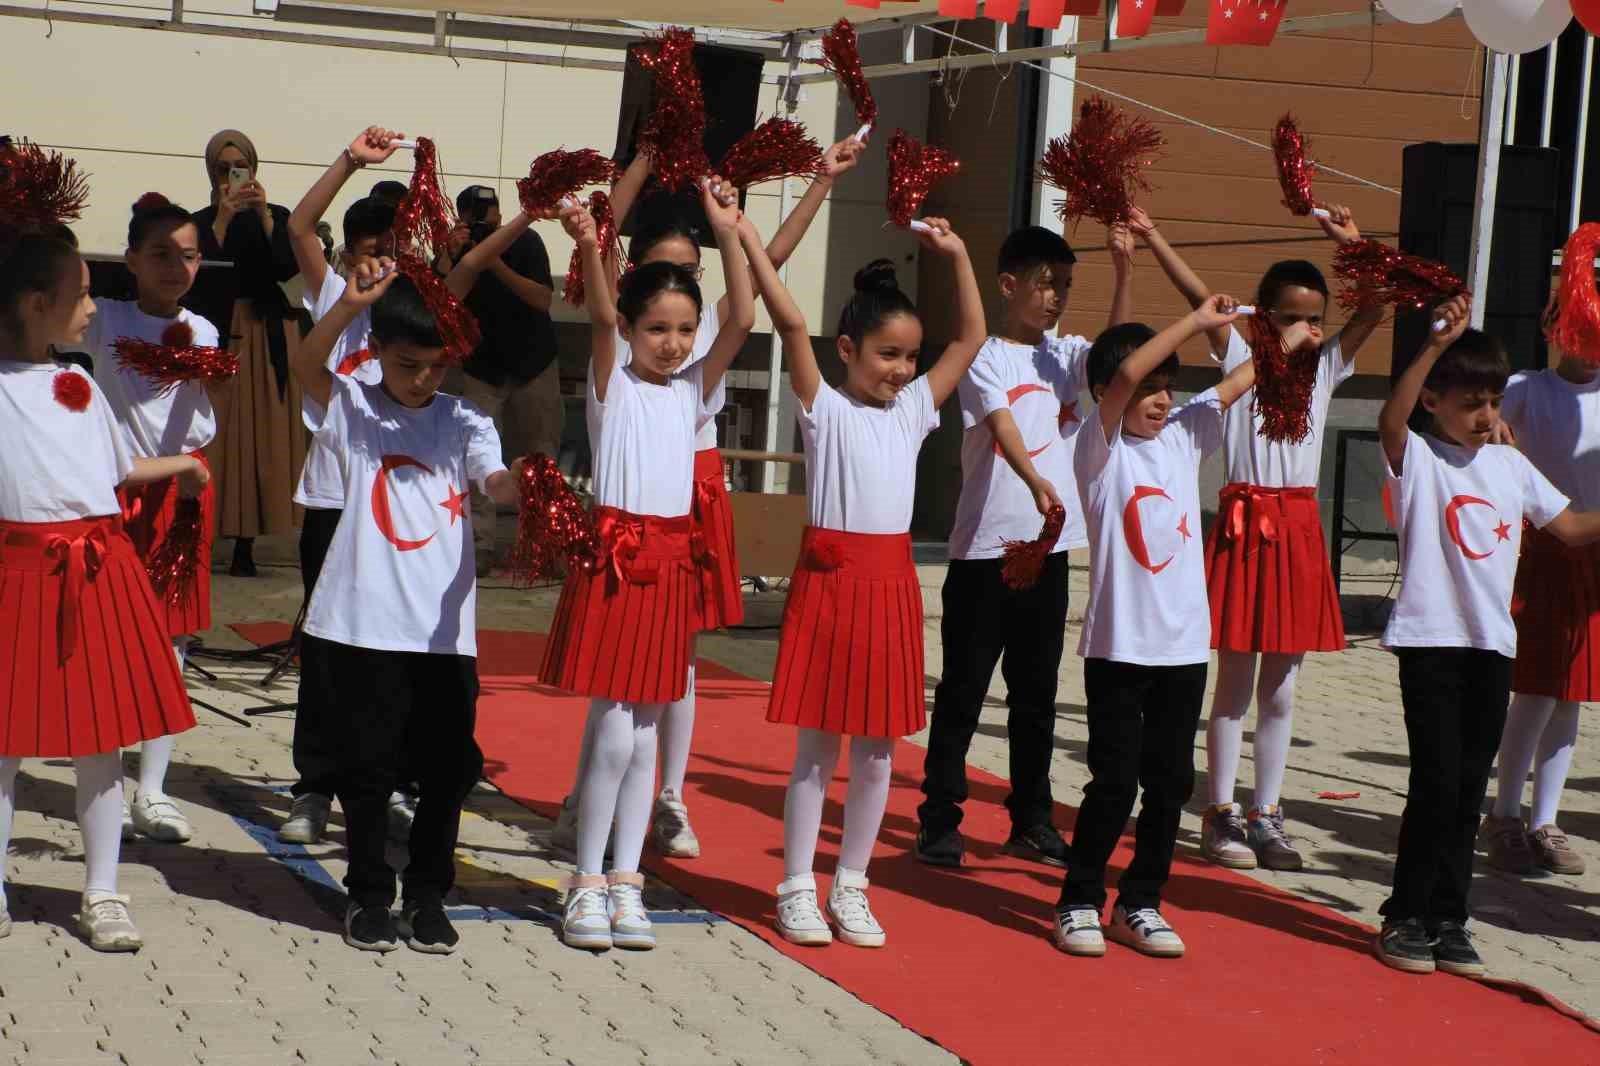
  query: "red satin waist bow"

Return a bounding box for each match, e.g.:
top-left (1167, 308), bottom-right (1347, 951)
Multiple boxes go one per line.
top-left (1219, 485), bottom-right (1316, 544)
top-left (45, 526), bottom-right (109, 662)
top-left (595, 511), bottom-right (646, 585)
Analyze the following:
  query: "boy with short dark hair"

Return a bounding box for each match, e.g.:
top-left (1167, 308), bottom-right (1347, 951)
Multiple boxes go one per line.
top-left (916, 223), bottom-right (1132, 869)
top-left (1374, 297), bottom-right (1600, 977)
top-left (1052, 296), bottom-right (1255, 960)
top-left (288, 262), bottom-right (523, 954)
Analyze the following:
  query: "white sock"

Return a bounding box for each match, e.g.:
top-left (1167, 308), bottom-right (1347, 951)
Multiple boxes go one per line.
top-left (0, 757), bottom-right (19, 910)
top-left (783, 728), bottom-right (841, 880)
top-left (658, 651), bottom-right (696, 798)
top-left (573, 699), bottom-right (663, 875)
top-left (838, 737), bottom-right (894, 875)
top-left (76, 753), bottom-right (123, 897)
top-left (1530, 701), bottom-right (1580, 829)
top-left (1206, 651), bottom-right (1256, 806)
top-left (1493, 693), bottom-right (1555, 819)
top-left (138, 734), bottom-right (176, 800)
top-left (1251, 653), bottom-right (1301, 809)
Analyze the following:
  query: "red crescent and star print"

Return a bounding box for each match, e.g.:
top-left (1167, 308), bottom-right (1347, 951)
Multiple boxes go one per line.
top-left (370, 453), bottom-right (470, 553)
top-left (1443, 494), bottom-right (1511, 561)
top-left (1122, 484), bottom-right (1191, 575)
top-left (991, 382), bottom-right (1079, 459)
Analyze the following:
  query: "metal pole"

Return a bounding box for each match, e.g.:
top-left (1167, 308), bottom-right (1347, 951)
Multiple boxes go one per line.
top-left (760, 40), bottom-right (801, 493)
top-left (1541, 41), bottom-right (1558, 148)
top-left (1505, 53), bottom-right (1520, 143)
top-left (1468, 51), bottom-right (1509, 330)
top-left (1571, 34), bottom-right (1595, 237)
top-left (1030, 21), bottom-right (1080, 230)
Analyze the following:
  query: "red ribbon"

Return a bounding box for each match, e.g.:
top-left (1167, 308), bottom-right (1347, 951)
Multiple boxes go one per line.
top-left (1222, 489), bottom-right (1279, 544)
top-left (43, 527), bottom-right (107, 662)
top-left (690, 477), bottom-right (720, 570)
top-left (595, 511), bottom-right (647, 586)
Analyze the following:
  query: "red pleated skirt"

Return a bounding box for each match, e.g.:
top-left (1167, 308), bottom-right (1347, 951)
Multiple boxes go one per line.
top-left (693, 447), bottom-right (745, 630)
top-left (0, 516), bottom-right (196, 757)
top-left (1511, 524), bottom-right (1600, 701)
top-left (539, 506), bottom-right (701, 704)
top-left (767, 527), bottom-right (925, 738)
top-left (1205, 483), bottom-right (1345, 654)
top-left (119, 453), bottom-right (213, 638)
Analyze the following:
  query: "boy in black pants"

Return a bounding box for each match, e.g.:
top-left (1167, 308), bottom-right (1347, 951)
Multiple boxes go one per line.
top-left (1053, 297), bottom-right (1254, 958)
top-left (1373, 298), bottom-right (1600, 976)
top-left (917, 224), bottom-right (1132, 867)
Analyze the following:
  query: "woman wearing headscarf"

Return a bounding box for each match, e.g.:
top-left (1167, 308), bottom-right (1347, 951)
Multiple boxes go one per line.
top-left (190, 129), bottom-right (305, 576)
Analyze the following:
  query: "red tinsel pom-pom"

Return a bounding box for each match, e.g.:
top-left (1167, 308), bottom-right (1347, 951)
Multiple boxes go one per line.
top-left (717, 118), bottom-right (825, 190)
top-left (508, 453), bottom-right (601, 587)
top-left (396, 255), bottom-right (480, 365)
top-left (517, 149), bottom-right (618, 218)
top-left (1553, 223), bottom-right (1600, 365)
top-left (146, 496), bottom-right (204, 609)
top-left (392, 137), bottom-right (454, 259)
top-left (1000, 505), bottom-right (1065, 591)
top-left (1272, 114), bottom-right (1322, 217)
top-left (114, 335), bottom-right (239, 395)
top-left (1039, 96), bottom-right (1164, 228)
top-left (817, 18), bottom-right (878, 131)
top-left (635, 28), bottom-right (710, 193)
top-left (0, 140), bottom-right (90, 231)
top-left (886, 131), bottom-right (961, 229)
top-left (563, 191), bottom-right (618, 309)
top-left (1246, 312), bottom-right (1319, 445)
top-left (52, 370), bottom-right (91, 412)
top-left (1333, 239), bottom-right (1465, 314)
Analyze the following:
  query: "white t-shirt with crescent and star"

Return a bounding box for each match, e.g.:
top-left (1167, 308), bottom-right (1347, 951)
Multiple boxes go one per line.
top-left (1075, 389), bottom-right (1225, 666)
top-left (1382, 430), bottom-right (1568, 658)
top-left (295, 270), bottom-right (383, 510)
top-left (85, 299), bottom-right (218, 459)
top-left (948, 333), bottom-right (1092, 558)
top-left (303, 375), bottom-right (504, 657)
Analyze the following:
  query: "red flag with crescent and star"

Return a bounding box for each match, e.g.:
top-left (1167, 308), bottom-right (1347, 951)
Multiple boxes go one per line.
top-left (1207, 0), bottom-right (1287, 45)
top-left (1119, 0), bottom-right (1159, 37)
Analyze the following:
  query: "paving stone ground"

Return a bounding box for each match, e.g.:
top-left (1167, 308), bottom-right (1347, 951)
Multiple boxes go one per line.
top-left (2, 536), bottom-right (1595, 1064)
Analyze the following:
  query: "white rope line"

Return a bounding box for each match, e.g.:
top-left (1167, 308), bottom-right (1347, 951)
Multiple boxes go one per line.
top-left (916, 20), bottom-right (1402, 196)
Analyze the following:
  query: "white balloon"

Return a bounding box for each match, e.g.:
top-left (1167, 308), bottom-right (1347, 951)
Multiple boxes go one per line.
top-left (1462, 0), bottom-right (1573, 53)
top-left (1382, 0), bottom-right (1459, 23)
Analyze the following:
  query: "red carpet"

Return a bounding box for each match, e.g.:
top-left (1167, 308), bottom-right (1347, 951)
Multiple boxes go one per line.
top-left (236, 623), bottom-right (1600, 1063)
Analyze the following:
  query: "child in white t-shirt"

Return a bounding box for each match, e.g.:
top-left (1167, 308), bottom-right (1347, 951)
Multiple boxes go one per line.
top-left (916, 222), bottom-right (1133, 871)
top-left (1053, 295), bottom-right (1255, 961)
top-left (288, 261), bottom-right (522, 955)
top-left (1374, 297), bottom-right (1600, 978)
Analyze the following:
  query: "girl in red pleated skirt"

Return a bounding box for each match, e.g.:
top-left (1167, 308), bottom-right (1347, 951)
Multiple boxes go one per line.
top-left (743, 216), bottom-right (987, 950)
top-left (1132, 206), bottom-right (1385, 871)
top-left (0, 220), bottom-right (202, 951)
top-left (540, 186), bottom-right (754, 952)
top-left (547, 139), bottom-right (869, 862)
top-left (87, 194), bottom-right (228, 846)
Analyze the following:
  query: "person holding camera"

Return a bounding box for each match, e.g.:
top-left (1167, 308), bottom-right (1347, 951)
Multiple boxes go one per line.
top-left (445, 185), bottom-right (562, 576)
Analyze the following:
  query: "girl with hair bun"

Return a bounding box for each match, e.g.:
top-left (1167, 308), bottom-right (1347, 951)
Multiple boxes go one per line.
top-left (744, 216), bottom-right (987, 949)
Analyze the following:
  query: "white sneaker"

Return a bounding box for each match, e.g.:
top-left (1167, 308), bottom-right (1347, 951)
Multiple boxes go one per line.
top-left (0, 901), bottom-right (11, 939)
top-left (121, 799), bottom-right (135, 842)
top-left (775, 874), bottom-right (832, 946)
top-left (1107, 905), bottom-right (1185, 958)
top-left (77, 892), bottom-right (142, 952)
top-left (1052, 906), bottom-right (1106, 956)
top-left (130, 792), bottom-right (192, 843)
top-left (387, 790), bottom-right (416, 843)
top-left (550, 795), bottom-right (579, 853)
top-left (825, 869), bottom-right (885, 948)
top-left (561, 875), bottom-right (612, 951)
top-left (651, 788), bottom-right (701, 858)
top-left (278, 793), bottom-right (332, 845)
top-left (606, 872), bottom-right (655, 950)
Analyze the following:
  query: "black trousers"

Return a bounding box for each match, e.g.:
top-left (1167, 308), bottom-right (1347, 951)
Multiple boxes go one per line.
top-left (1058, 658), bottom-right (1207, 912)
top-left (291, 508), bottom-right (342, 799)
top-left (919, 554), bottom-right (1069, 837)
top-left (1381, 647), bottom-right (1512, 925)
top-left (307, 634), bottom-right (483, 908)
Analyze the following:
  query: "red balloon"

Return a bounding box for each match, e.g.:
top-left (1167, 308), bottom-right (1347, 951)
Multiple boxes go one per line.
top-left (1575, 0), bottom-right (1600, 35)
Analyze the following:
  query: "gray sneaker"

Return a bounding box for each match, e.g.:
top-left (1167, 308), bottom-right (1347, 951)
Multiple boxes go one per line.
top-left (387, 790), bottom-right (416, 843)
top-left (278, 793), bottom-right (332, 845)
top-left (1246, 805), bottom-right (1304, 871)
top-left (1200, 803), bottom-right (1257, 869)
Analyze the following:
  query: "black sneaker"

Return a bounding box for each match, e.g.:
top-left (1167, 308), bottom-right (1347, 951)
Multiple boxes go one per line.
top-left (343, 903), bottom-right (399, 952)
top-left (914, 827), bottom-right (964, 867)
top-left (398, 899), bottom-right (460, 955)
top-left (1429, 921), bottom-right (1485, 978)
top-left (1002, 824), bottom-right (1069, 868)
top-left (1374, 918), bottom-right (1434, 974)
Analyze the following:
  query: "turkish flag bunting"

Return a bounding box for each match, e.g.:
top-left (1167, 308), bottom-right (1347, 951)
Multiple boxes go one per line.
top-left (1118, 0), bottom-right (1158, 36)
top-left (940, 0), bottom-right (981, 14)
top-left (1207, 0), bottom-right (1287, 45)
top-left (1063, 0), bottom-right (1102, 13)
top-left (986, 0), bottom-right (1023, 19)
top-left (845, 0), bottom-right (881, 9)
top-left (1028, 0), bottom-right (1068, 27)
top-left (1156, 0), bottom-right (1185, 13)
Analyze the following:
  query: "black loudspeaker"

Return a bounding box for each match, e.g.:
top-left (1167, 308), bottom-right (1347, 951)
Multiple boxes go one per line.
top-left (1395, 142), bottom-right (1561, 378)
top-left (613, 40), bottom-right (764, 249)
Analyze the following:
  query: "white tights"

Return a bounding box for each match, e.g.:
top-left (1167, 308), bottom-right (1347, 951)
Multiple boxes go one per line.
top-left (1206, 651), bottom-right (1302, 809)
top-left (574, 698), bottom-right (664, 876)
top-left (0, 752), bottom-right (124, 907)
top-left (569, 653), bottom-right (697, 801)
top-left (1492, 694), bottom-right (1581, 829)
top-left (782, 729), bottom-right (894, 879)
top-left (132, 638), bottom-right (186, 801)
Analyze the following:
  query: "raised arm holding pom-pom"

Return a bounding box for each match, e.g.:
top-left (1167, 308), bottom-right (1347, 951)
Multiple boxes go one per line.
top-left (288, 126), bottom-right (404, 294)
